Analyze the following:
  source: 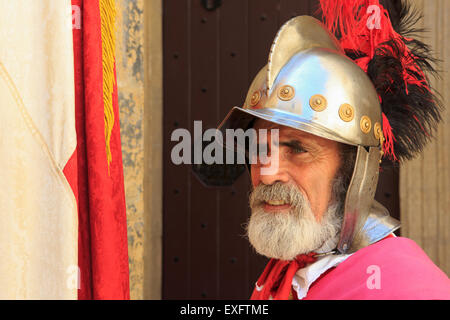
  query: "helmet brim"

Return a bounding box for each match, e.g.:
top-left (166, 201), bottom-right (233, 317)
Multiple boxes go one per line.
top-left (217, 106), bottom-right (358, 152)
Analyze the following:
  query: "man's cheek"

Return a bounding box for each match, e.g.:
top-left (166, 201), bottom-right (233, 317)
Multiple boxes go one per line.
top-left (250, 166), bottom-right (261, 187)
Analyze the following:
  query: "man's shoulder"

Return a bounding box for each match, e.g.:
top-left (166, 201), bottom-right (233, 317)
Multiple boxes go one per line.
top-left (305, 237), bottom-right (450, 300)
top-left (346, 237), bottom-right (449, 285)
top-left (347, 236), bottom-right (442, 272)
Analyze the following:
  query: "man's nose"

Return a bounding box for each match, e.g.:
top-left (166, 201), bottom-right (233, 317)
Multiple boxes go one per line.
top-left (258, 149), bottom-right (289, 185)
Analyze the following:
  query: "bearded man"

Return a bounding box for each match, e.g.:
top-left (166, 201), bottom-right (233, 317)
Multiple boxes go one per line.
top-left (247, 121), bottom-right (355, 263)
top-left (218, 0), bottom-right (450, 300)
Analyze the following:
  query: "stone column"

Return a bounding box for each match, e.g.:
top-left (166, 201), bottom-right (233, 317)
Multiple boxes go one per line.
top-left (116, 0), bottom-right (163, 299)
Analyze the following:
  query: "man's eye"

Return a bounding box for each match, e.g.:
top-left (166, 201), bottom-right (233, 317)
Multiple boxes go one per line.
top-left (291, 146), bottom-right (306, 154)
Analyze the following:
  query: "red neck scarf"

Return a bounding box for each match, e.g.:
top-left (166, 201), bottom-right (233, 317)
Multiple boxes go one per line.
top-left (250, 253), bottom-right (318, 300)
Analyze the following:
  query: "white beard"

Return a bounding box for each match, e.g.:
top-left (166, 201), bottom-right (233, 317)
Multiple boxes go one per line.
top-left (247, 182), bottom-right (342, 261)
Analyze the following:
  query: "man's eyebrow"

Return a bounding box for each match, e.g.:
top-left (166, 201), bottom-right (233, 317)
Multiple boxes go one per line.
top-left (253, 139), bottom-right (303, 148)
top-left (252, 138), bottom-right (309, 151)
top-left (279, 140), bottom-right (304, 149)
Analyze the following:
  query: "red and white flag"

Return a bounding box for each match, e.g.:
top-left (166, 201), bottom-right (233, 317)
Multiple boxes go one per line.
top-left (0, 0), bottom-right (129, 299)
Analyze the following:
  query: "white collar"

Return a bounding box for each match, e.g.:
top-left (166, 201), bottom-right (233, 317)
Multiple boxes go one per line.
top-left (291, 253), bottom-right (352, 299)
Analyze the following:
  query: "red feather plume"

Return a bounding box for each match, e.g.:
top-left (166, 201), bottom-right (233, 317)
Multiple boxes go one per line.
top-left (319, 0), bottom-right (441, 162)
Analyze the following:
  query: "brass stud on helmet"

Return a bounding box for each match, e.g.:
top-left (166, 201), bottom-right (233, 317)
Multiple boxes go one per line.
top-left (339, 103), bottom-right (355, 122)
top-left (277, 85), bottom-right (295, 101)
top-left (309, 94), bottom-right (327, 112)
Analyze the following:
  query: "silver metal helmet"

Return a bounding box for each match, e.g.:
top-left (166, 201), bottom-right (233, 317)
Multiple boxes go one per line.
top-left (218, 15), bottom-right (400, 254)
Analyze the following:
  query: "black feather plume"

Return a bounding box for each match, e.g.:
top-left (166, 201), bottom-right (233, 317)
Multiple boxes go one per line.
top-left (366, 0), bottom-right (442, 162)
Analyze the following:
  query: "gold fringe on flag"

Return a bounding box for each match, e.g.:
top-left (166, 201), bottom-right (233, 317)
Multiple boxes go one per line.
top-left (100, 0), bottom-right (117, 175)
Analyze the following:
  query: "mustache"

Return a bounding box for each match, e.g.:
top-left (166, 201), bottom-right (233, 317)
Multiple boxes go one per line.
top-left (249, 182), bottom-right (307, 210)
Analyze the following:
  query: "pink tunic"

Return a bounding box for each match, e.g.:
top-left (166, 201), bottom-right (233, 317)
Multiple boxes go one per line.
top-left (304, 237), bottom-right (450, 299)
